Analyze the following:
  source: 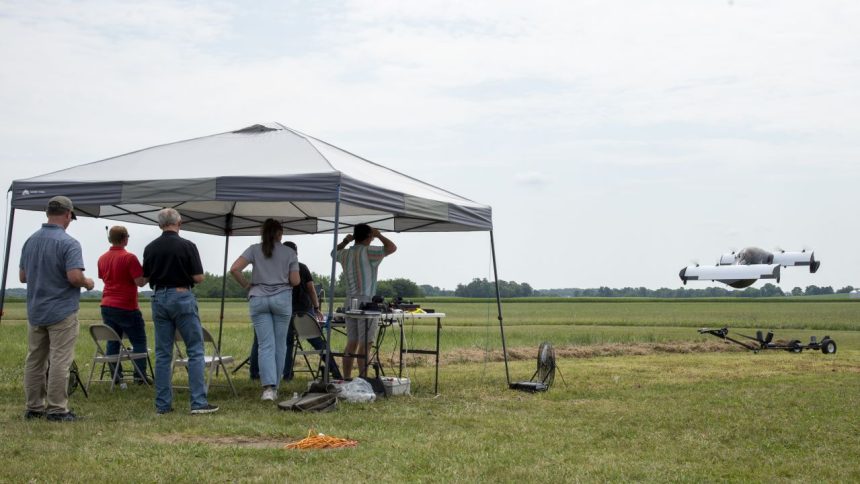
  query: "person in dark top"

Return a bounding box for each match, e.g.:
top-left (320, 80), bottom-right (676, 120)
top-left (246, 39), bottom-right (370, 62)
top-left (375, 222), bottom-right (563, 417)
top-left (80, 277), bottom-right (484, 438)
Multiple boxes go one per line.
top-left (249, 241), bottom-right (342, 381)
top-left (283, 241), bottom-right (342, 380)
top-left (141, 208), bottom-right (218, 415)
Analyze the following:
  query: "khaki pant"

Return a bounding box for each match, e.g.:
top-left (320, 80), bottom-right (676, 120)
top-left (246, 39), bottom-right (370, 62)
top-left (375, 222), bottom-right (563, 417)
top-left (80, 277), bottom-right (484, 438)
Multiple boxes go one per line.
top-left (24, 312), bottom-right (79, 414)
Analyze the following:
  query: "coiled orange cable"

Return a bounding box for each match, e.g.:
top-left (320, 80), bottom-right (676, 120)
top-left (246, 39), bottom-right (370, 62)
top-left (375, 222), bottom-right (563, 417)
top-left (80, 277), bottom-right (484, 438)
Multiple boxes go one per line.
top-left (285, 429), bottom-right (358, 450)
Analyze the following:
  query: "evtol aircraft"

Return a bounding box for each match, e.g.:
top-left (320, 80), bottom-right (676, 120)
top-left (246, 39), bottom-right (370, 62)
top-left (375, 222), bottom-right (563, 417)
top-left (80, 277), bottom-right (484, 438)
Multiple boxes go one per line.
top-left (679, 247), bottom-right (820, 288)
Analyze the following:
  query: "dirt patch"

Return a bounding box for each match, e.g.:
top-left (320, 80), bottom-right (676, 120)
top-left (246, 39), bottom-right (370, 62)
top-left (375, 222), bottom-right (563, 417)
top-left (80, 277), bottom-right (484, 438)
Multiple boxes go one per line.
top-left (153, 434), bottom-right (288, 448)
top-left (382, 340), bottom-right (743, 367)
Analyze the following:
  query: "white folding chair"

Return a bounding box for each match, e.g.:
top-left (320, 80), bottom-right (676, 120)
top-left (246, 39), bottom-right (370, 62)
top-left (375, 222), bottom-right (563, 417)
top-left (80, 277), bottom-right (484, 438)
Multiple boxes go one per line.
top-left (292, 312), bottom-right (334, 380)
top-left (85, 324), bottom-right (152, 392)
top-left (173, 326), bottom-right (237, 396)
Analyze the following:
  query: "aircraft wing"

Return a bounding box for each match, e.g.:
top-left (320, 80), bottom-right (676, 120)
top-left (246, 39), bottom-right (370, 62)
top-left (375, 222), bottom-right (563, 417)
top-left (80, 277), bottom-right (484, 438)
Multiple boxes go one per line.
top-left (772, 251), bottom-right (820, 272)
top-left (679, 264), bottom-right (780, 286)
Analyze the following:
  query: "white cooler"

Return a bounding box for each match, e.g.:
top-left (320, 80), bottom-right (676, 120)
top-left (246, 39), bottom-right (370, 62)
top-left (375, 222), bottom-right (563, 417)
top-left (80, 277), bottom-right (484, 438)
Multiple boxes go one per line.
top-left (381, 377), bottom-right (410, 396)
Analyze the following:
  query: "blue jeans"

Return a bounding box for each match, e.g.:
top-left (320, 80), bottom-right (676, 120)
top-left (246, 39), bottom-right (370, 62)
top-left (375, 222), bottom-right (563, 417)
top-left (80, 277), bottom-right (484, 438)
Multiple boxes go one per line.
top-left (101, 306), bottom-right (148, 381)
top-left (249, 291), bottom-right (292, 388)
top-left (151, 289), bottom-right (208, 412)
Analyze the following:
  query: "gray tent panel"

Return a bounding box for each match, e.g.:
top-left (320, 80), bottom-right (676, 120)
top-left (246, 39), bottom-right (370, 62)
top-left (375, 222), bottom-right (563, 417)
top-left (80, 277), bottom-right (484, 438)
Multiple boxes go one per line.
top-left (124, 178), bottom-right (217, 203)
top-left (404, 195), bottom-right (449, 221)
top-left (216, 174), bottom-right (340, 202)
top-left (338, 175), bottom-right (406, 217)
top-left (12, 181), bottom-right (124, 211)
top-left (447, 204), bottom-right (493, 230)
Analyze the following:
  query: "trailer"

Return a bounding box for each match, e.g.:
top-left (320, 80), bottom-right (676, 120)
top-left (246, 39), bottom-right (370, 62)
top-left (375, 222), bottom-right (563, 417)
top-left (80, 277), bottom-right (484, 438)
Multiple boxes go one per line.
top-left (698, 327), bottom-right (837, 354)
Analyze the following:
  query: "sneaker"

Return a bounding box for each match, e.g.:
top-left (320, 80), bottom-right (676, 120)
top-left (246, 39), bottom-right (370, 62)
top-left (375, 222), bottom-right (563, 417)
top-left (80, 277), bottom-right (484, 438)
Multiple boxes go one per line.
top-left (156, 407), bottom-right (174, 415)
top-left (24, 410), bottom-right (45, 420)
top-left (135, 376), bottom-right (153, 386)
top-left (46, 411), bottom-right (77, 422)
top-left (261, 387), bottom-right (277, 401)
top-left (190, 404), bottom-right (220, 415)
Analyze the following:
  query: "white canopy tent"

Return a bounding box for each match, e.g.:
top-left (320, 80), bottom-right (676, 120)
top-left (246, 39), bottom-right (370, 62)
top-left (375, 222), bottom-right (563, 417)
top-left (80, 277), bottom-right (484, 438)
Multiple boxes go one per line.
top-left (2, 123), bottom-right (512, 385)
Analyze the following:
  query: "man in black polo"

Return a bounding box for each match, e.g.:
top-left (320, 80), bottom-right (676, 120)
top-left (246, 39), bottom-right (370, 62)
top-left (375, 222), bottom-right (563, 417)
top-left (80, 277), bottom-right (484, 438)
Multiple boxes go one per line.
top-left (142, 208), bottom-right (218, 415)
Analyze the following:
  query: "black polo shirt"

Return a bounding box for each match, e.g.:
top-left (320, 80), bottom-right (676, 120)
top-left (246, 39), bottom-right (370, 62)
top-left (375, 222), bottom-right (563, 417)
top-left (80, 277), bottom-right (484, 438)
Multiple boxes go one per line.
top-left (293, 262), bottom-right (314, 313)
top-left (142, 231), bottom-right (204, 289)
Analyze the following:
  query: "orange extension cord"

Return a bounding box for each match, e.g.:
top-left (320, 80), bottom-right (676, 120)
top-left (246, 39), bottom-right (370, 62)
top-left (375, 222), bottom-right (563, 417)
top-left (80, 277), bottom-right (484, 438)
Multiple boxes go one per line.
top-left (285, 429), bottom-right (358, 450)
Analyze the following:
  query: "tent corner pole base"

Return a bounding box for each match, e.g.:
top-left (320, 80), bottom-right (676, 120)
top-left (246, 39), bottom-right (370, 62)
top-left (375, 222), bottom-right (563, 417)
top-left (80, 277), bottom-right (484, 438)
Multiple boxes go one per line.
top-left (490, 230), bottom-right (511, 387)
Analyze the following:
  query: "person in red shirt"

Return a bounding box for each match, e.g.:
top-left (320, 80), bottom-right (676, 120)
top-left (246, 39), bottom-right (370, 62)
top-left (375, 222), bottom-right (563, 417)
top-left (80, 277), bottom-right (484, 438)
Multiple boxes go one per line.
top-left (98, 226), bottom-right (149, 384)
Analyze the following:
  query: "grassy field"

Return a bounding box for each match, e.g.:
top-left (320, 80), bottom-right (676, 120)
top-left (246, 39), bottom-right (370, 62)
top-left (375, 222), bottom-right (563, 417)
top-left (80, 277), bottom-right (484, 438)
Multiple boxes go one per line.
top-left (1, 299), bottom-right (858, 482)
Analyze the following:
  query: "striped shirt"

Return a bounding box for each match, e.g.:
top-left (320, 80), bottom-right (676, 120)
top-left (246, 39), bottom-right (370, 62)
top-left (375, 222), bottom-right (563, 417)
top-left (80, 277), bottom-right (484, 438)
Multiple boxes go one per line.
top-left (336, 244), bottom-right (387, 298)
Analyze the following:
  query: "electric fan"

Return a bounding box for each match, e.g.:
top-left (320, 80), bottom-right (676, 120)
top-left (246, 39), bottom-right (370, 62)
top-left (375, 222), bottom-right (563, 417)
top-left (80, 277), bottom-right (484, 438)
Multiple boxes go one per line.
top-left (509, 341), bottom-right (557, 393)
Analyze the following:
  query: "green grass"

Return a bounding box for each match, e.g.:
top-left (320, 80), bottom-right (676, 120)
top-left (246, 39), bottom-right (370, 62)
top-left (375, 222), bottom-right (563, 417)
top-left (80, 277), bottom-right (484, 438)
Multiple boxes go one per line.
top-left (5, 297), bottom-right (860, 329)
top-left (1, 299), bottom-right (859, 482)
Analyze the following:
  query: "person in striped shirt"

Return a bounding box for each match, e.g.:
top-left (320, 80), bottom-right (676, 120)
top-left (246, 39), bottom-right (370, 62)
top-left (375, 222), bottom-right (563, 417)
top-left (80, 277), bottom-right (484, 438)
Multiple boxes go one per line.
top-left (335, 224), bottom-right (397, 378)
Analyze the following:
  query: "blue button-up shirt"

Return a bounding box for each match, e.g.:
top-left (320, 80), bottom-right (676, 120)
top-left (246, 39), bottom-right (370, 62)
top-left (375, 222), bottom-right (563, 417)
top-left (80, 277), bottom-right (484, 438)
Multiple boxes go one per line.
top-left (19, 223), bottom-right (85, 325)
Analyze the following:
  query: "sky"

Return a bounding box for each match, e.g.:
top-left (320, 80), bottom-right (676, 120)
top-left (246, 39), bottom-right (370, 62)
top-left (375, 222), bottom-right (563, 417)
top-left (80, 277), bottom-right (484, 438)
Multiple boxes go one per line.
top-left (1, 0), bottom-right (858, 292)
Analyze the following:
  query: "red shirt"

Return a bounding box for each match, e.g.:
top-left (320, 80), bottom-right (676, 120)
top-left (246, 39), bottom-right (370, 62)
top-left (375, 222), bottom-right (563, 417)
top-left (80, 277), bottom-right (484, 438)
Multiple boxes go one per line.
top-left (98, 246), bottom-right (143, 310)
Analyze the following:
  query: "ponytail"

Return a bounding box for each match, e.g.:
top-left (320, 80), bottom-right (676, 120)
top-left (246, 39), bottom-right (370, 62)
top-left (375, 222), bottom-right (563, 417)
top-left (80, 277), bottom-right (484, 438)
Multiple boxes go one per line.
top-left (260, 219), bottom-right (282, 258)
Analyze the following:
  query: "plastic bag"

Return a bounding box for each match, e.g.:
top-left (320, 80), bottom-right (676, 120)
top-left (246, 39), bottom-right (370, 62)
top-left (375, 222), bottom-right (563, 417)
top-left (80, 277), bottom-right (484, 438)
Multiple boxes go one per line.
top-left (338, 378), bottom-right (376, 403)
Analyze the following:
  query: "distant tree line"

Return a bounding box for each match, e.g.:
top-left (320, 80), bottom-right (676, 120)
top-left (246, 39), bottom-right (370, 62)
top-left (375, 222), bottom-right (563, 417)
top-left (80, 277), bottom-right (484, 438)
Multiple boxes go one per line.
top-left (420, 285), bottom-right (455, 297)
top-left (192, 272), bottom-right (428, 299)
top-left (192, 271), bottom-right (249, 298)
top-left (195, 280), bottom-right (852, 299)
top-left (537, 284), bottom-right (855, 298)
top-left (454, 278), bottom-right (534, 298)
top-left (3, 279), bottom-right (854, 301)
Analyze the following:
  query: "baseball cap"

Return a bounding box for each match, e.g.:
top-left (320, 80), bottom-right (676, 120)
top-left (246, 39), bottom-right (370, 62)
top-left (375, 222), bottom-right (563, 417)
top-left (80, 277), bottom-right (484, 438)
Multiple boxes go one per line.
top-left (47, 196), bottom-right (77, 220)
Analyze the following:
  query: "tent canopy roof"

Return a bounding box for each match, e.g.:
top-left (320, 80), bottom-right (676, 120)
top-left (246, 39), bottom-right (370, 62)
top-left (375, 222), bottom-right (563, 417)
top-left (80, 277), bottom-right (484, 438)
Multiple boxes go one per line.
top-left (9, 123), bottom-right (492, 235)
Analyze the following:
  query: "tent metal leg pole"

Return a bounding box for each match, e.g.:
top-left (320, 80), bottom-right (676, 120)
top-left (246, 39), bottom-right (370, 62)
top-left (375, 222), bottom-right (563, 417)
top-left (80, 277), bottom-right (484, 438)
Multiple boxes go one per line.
top-left (0, 207), bottom-right (15, 324)
top-left (323, 187), bottom-right (342, 386)
top-left (490, 230), bottom-right (511, 386)
top-left (216, 214), bottom-right (233, 356)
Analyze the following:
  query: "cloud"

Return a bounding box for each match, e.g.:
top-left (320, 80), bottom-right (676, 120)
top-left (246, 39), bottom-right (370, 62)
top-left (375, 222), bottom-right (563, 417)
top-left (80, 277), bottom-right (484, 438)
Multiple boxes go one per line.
top-left (514, 171), bottom-right (550, 187)
top-left (0, 0), bottom-right (234, 43)
top-left (4, 1), bottom-right (860, 150)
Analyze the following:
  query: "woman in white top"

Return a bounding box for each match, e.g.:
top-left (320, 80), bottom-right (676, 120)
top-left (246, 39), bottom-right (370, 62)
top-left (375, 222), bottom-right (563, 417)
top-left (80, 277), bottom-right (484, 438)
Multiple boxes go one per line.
top-left (230, 219), bottom-right (300, 401)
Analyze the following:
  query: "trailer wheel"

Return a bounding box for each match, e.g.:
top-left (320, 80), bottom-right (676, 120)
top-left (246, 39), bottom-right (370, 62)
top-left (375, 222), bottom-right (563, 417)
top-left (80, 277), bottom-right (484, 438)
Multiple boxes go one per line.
top-left (789, 340), bottom-right (803, 353)
top-left (820, 338), bottom-right (837, 355)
